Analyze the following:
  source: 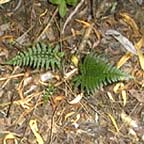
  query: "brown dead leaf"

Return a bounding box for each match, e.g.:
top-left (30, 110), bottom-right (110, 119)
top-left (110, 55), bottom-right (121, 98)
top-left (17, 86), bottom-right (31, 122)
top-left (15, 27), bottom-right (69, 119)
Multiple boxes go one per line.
top-left (53, 95), bottom-right (64, 104)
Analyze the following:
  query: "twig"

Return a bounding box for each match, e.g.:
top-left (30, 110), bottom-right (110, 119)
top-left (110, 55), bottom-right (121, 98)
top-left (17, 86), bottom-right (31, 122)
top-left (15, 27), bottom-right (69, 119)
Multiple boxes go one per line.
top-left (61, 0), bottom-right (85, 34)
top-left (1, 66), bottom-right (19, 88)
top-left (36, 8), bottom-right (58, 42)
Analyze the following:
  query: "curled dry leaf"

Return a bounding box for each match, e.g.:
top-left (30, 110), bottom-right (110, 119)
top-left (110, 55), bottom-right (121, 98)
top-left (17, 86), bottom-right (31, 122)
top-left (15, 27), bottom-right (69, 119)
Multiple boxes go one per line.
top-left (65, 111), bottom-right (75, 121)
top-left (0, 0), bottom-right (11, 5)
top-left (68, 93), bottom-right (83, 104)
top-left (3, 133), bottom-right (18, 144)
top-left (71, 113), bottom-right (81, 123)
top-left (105, 29), bottom-right (136, 55)
top-left (29, 119), bottom-right (44, 144)
top-left (113, 82), bottom-right (124, 94)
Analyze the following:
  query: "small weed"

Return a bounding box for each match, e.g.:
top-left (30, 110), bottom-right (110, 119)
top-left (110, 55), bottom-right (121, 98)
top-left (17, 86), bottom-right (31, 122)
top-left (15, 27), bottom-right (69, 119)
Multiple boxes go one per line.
top-left (42, 84), bottom-right (55, 103)
top-left (49, 0), bottom-right (78, 17)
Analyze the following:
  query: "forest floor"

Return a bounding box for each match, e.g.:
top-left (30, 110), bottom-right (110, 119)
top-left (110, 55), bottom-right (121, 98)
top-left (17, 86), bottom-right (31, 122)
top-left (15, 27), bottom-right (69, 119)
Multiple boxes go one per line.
top-left (0, 0), bottom-right (144, 144)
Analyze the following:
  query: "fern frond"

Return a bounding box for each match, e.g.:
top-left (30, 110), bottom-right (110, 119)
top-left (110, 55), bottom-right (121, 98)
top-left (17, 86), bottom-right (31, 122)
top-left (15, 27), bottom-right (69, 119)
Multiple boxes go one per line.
top-left (73, 54), bottom-right (130, 93)
top-left (5, 42), bottom-right (64, 70)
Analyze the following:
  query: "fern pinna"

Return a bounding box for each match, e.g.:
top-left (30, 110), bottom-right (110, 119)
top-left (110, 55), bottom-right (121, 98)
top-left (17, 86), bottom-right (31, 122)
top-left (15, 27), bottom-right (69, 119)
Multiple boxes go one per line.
top-left (73, 54), bottom-right (129, 93)
top-left (5, 42), bottom-right (64, 70)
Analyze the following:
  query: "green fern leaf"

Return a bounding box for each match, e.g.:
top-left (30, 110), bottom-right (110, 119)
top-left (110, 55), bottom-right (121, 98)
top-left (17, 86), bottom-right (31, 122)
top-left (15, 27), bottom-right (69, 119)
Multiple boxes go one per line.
top-left (5, 42), bottom-right (64, 70)
top-left (73, 54), bottom-right (130, 93)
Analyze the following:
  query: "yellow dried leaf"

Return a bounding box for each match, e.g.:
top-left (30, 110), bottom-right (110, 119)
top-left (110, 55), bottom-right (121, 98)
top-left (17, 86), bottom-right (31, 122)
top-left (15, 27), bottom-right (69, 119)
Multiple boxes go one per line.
top-left (71, 114), bottom-right (81, 123)
top-left (0, 0), bottom-right (11, 5)
top-left (65, 111), bottom-right (75, 120)
top-left (121, 90), bottom-right (127, 106)
top-left (3, 133), bottom-right (18, 144)
top-left (71, 55), bottom-right (79, 67)
top-left (113, 82), bottom-right (124, 94)
top-left (29, 119), bottom-right (44, 144)
top-left (119, 12), bottom-right (139, 34)
top-left (75, 19), bottom-right (91, 27)
top-left (135, 37), bottom-right (144, 70)
top-left (107, 91), bottom-right (115, 102)
top-left (116, 53), bottom-right (132, 68)
top-left (108, 113), bottom-right (119, 132)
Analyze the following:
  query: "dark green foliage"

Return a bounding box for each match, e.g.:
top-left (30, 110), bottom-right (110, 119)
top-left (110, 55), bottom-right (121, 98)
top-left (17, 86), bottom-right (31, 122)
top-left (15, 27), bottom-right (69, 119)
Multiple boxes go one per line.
top-left (5, 42), bottom-right (64, 70)
top-left (73, 54), bottom-right (130, 93)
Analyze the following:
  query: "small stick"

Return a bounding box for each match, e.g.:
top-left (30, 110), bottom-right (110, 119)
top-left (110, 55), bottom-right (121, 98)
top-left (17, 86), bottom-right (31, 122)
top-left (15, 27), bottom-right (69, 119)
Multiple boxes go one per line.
top-left (61, 0), bottom-right (85, 34)
top-left (36, 8), bottom-right (58, 42)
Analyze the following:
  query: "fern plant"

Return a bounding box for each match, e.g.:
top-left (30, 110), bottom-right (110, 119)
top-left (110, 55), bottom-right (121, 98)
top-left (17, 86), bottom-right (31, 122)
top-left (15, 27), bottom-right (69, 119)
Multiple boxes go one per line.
top-left (5, 42), bottom-right (64, 70)
top-left (73, 54), bottom-right (130, 93)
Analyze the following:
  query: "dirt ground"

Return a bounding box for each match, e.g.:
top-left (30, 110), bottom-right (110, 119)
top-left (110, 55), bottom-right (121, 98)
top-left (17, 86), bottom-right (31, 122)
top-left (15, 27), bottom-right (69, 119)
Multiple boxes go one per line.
top-left (0, 0), bottom-right (144, 144)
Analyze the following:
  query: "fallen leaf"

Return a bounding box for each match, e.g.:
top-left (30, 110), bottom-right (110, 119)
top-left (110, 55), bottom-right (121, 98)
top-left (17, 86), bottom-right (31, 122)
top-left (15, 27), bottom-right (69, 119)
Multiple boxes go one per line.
top-left (119, 12), bottom-right (139, 35)
top-left (64, 111), bottom-right (75, 120)
top-left (53, 95), bottom-right (64, 104)
top-left (107, 113), bottom-right (119, 133)
top-left (107, 91), bottom-right (115, 102)
top-left (0, 0), bottom-right (11, 5)
top-left (71, 113), bottom-right (80, 123)
top-left (116, 52), bottom-right (132, 68)
top-left (113, 82), bottom-right (124, 94)
top-left (71, 55), bottom-right (79, 67)
top-left (29, 119), bottom-right (44, 144)
top-left (121, 90), bottom-right (127, 106)
top-left (105, 29), bottom-right (136, 55)
top-left (135, 37), bottom-right (144, 70)
top-left (3, 133), bottom-right (18, 144)
top-left (68, 93), bottom-right (83, 104)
